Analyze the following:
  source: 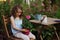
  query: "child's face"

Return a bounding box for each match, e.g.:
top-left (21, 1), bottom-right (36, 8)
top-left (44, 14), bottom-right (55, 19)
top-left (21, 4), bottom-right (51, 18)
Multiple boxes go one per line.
top-left (16, 8), bottom-right (22, 16)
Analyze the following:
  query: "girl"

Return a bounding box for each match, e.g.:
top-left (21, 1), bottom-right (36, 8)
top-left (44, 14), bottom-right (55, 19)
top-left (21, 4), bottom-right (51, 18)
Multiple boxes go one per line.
top-left (10, 5), bottom-right (35, 40)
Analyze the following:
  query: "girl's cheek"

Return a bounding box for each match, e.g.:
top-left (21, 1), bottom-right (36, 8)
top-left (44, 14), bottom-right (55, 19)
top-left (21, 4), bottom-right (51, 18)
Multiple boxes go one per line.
top-left (19, 13), bottom-right (21, 15)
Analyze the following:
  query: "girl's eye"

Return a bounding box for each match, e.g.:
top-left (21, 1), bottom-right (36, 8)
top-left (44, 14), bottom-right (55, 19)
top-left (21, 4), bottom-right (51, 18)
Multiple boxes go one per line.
top-left (17, 12), bottom-right (22, 13)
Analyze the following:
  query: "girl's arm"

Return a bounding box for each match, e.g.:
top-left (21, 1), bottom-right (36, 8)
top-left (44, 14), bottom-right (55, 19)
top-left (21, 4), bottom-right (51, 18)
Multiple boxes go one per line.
top-left (10, 16), bottom-right (26, 32)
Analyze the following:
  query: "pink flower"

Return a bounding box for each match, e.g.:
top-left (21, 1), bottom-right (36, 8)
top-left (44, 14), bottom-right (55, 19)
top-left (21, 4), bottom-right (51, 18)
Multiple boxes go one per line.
top-left (26, 15), bottom-right (31, 20)
top-left (41, 3), bottom-right (45, 6)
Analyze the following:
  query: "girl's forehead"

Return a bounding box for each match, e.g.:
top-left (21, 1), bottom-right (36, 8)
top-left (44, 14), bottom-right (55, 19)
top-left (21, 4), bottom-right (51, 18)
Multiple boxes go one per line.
top-left (17, 9), bottom-right (22, 12)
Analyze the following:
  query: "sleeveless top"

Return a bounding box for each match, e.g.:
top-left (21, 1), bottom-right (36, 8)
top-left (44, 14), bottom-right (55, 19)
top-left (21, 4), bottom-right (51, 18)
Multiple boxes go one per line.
top-left (10, 16), bottom-right (22, 35)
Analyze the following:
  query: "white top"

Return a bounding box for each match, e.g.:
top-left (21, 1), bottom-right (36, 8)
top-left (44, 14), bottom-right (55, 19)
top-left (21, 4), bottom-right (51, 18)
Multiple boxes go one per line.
top-left (10, 16), bottom-right (22, 35)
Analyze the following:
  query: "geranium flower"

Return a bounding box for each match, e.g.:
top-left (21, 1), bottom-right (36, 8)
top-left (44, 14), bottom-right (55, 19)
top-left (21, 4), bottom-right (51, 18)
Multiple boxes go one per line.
top-left (26, 15), bottom-right (31, 20)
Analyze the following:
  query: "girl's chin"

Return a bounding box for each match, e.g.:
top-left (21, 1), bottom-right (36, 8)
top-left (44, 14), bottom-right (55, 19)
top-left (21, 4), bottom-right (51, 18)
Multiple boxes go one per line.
top-left (19, 14), bottom-right (21, 16)
top-left (19, 14), bottom-right (21, 15)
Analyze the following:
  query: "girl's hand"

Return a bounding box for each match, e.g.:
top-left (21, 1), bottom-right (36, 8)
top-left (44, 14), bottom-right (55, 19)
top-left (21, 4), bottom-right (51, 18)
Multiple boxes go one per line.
top-left (22, 29), bottom-right (27, 32)
top-left (21, 29), bottom-right (30, 35)
top-left (22, 29), bottom-right (30, 32)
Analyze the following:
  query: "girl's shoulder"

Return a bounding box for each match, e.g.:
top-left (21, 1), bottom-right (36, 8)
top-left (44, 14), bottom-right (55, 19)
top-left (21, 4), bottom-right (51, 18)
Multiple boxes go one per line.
top-left (10, 16), bottom-right (14, 19)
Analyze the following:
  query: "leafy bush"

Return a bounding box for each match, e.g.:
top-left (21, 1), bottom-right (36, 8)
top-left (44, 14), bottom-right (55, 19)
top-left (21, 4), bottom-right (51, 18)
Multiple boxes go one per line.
top-left (55, 8), bottom-right (60, 18)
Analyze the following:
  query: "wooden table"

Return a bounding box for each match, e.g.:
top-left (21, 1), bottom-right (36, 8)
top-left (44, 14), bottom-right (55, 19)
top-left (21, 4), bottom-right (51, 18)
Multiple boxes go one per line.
top-left (30, 17), bottom-right (60, 40)
top-left (30, 17), bottom-right (60, 25)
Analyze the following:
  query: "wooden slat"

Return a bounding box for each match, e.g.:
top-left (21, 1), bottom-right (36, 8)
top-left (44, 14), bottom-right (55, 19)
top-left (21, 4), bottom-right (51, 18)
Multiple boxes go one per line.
top-left (2, 15), bottom-right (10, 38)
